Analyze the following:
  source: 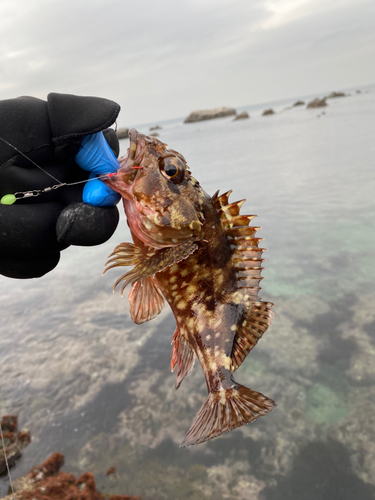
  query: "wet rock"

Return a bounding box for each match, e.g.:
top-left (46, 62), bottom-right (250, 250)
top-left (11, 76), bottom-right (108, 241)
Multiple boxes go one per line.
top-left (149, 125), bottom-right (161, 131)
top-left (293, 100), bottom-right (305, 106)
top-left (307, 98), bottom-right (328, 109)
top-left (0, 416), bottom-right (30, 477)
top-left (262, 108), bottom-right (275, 116)
top-left (184, 107), bottom-right (236, 123)
top-left (116, 128), bottom-right (129, 140)
top-left (106, 466), bottom-right (116, 476)
top-left (149, 132), bottom-right (159, 137)
top-left (326, 91), bottom-right (347, 99)
top-left (233, 111), bottom-right (249, 120)
top-left (1, 453), bottom-right (141, 500)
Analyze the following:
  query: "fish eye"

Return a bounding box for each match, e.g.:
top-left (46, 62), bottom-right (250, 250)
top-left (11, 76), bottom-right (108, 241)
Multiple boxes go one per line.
top-left (159, 156), bottom-right (185, 183)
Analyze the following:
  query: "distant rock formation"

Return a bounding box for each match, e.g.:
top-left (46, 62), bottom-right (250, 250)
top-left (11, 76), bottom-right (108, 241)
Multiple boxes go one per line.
top-left (184, 107), bottom-right (236, 123)
top-left (262, 108), bottom-right (275, 116)
top-left (150, 132), bottom-right (159, 137)
top-left (233, 111), bottom-right (249, 121)
top-left (116, 128), bottom-right (129, 139)
top-left (293, 100), bottom-right (305, 107)
top-left (150, 125), bottom-right (162, 131)
top-left (307, 98), bottom-right (327, 109)
top-left (326, 91), bottom-right (346, 99)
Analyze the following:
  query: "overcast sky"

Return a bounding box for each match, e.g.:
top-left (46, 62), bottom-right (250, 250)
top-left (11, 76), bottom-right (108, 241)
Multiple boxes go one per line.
top-left (0, 0), bottom-right (374, 126)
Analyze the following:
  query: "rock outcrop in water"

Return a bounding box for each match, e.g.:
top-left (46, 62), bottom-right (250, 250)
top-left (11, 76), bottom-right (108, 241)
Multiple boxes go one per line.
top-left (262, 108), bottom-right (275, 116)
top-left (116, 128), bottom-right (129, 139)
top-left (326, 91), bottom-right (347, 99)
top-left (184, 107), bottom-right (236, 123)
top-left (293, 100), bottom-right (305, 106)
top-left (233, 111), bottom-right (249, 120)
top-left (307, 98), bottom-right (328, 109)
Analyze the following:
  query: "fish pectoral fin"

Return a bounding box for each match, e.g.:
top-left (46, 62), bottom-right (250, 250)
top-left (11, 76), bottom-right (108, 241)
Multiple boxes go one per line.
top-left (109, 239), bottom-right (198, 295)
top-left (180, 384), bottom-right (276, 447)
top-left (103, 242), bottom-right (150, 273)
top-left (231, 301), bottom-right (274, 371)
top-left (171, 328), bottom-right (196, 389)
top-left (128, 276), bottom-right (165, 324)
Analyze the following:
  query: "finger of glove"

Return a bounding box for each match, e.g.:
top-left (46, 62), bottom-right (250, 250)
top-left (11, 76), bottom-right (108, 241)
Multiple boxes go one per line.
top-left (0, 202), bottom-right (66, 259)
top-left (0, 161), bottom-right (70, 204)
top-left (0, 96), bottom-right (53, 167)
top-left (56, 202), bottom-right (119, 246)
top-left (0, 253), bottom-right (60, 279)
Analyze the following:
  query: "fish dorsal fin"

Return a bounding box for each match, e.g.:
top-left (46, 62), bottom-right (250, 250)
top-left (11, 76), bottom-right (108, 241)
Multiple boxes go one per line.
top-left (104, 239), bottom-right (198, 295)
top-left (214, 191), bottom-right (274, 370)
top-left (231, 301), bottom-right (274, 371)
top-left (171, 328), bottom-right (196, 389)
top-left (214, 190), bottom-right (265, 291)
top-left (128, 276), bottom-right (165, 324)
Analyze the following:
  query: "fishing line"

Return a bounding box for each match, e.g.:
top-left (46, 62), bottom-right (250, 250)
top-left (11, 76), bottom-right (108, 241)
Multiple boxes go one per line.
top-left (0, 136), bottom-right (118, 205)
top-left (0, 421), bottom-right (15, 499)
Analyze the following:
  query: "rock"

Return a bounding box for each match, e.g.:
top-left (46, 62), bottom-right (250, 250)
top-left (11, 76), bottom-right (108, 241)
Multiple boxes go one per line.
top-left (0, 415), bottom-right (31, 477)
top-left (149, 132), bottom-right (159, 137)
top-left (307, 98), bottom-right (328, 109)
top-left (293, 100), bottom-right (305, 106)
top-left (262, 108), bottom-right (275, 116)
top-left (356, 90), bottom-right (362, 94)
top-left (149, 125), bottom-right (161, 131)
top-left (184, 106), bottom-right (236, 123)
top-left (326, 91), bottom-right (346, 99)
top-left (1, 452), bottom-right (141, 500)
top-left (233, 111), bottom-right (249, 121)
top-left (116, 128), bottom-right (129, 140)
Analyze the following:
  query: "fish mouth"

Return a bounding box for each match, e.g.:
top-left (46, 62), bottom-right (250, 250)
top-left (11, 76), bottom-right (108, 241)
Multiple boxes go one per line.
top-left (103, 129), bottom-right (192, 249)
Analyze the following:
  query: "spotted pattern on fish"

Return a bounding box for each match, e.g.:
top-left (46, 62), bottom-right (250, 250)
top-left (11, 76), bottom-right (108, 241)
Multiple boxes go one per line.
top-left (103, 129), bottom-right (276, 446)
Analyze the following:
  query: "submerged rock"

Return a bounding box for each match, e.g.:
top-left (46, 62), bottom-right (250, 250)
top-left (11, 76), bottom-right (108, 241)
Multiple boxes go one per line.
top-left (184, 107), bottom-right (236, 123)
top-left (233, 111), bottom-right (249, 120)
top-left (116, 128), bottom-right (129, 140)
top-left (262, 108), bottom-right (275, 116)
top-left (307, 98), bottom-right (328, 109)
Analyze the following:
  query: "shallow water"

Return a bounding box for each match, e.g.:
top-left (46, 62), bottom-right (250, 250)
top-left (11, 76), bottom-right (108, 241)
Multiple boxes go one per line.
top-left (1, 88), bottom-right (375, 499)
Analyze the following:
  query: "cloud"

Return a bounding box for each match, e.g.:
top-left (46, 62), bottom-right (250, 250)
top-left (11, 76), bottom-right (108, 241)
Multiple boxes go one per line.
top-left (0, 0), bottom-right (374, 124)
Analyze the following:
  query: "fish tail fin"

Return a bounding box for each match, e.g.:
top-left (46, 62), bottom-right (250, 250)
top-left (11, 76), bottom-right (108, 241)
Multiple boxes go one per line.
top-left (180, 385), bottom-right (276, 447)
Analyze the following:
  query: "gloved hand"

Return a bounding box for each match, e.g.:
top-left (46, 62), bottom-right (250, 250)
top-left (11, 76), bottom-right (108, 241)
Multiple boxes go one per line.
top-left (0, 93), bottom-right (122, 279)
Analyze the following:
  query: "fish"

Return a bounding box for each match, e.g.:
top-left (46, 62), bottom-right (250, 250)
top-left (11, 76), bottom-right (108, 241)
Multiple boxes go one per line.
top-left (103, 129), bottom-right (276, 447)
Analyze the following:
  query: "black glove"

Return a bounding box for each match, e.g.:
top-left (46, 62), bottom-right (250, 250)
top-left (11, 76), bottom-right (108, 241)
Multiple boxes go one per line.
top-left (0, 93), bottom-right (121, 279)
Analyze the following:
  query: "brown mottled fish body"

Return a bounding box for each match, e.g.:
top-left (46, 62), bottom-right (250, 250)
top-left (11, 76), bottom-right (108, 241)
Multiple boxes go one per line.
top-left (103, 129), bottom-right (276, 446)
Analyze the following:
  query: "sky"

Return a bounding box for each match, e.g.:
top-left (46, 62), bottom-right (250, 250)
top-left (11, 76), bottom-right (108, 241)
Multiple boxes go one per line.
top-left (0, 0), bottom-right (374, 126)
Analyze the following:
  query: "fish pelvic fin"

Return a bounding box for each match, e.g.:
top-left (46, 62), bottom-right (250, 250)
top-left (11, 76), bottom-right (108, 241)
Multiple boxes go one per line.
top-left (171, 329), bottom-right (196, 389)
top-left (180, 385), bottom-right (276, 447)
top-left (128, 276), bottom-right (164, 324)
top-left (231, 301), bottom-right (274, 371)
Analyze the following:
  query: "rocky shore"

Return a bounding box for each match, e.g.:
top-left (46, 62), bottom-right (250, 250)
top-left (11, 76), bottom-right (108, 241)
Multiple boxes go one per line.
top-left (184, 106), bottom-right (236, 123)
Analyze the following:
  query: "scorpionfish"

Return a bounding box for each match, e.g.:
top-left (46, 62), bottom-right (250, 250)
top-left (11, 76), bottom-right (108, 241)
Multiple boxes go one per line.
top-left (103, 129), bottom-right (276, 447)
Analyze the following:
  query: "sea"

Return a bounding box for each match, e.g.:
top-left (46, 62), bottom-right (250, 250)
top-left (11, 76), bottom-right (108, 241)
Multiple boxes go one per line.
top-left (1, 85), bottom-right (375, 500)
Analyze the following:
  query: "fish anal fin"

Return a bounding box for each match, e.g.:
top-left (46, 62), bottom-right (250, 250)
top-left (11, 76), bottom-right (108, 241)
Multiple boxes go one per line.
top-left (180, 385), bottom-right (276, 447)
top-left (171, 329), bottom-right (196, 389)
top-left (128, 276), bottom-right (164, 324)
top-left (231, 301), bottom-right (274, 371)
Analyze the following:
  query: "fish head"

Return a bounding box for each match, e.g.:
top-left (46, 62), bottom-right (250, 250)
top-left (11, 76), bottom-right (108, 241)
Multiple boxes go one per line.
top-left (104, 128), bottom-right (205, 248)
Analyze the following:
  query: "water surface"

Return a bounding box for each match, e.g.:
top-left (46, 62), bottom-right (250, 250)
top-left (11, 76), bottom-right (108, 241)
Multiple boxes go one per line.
top-left (1, 87), bottom-right (375, 499)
